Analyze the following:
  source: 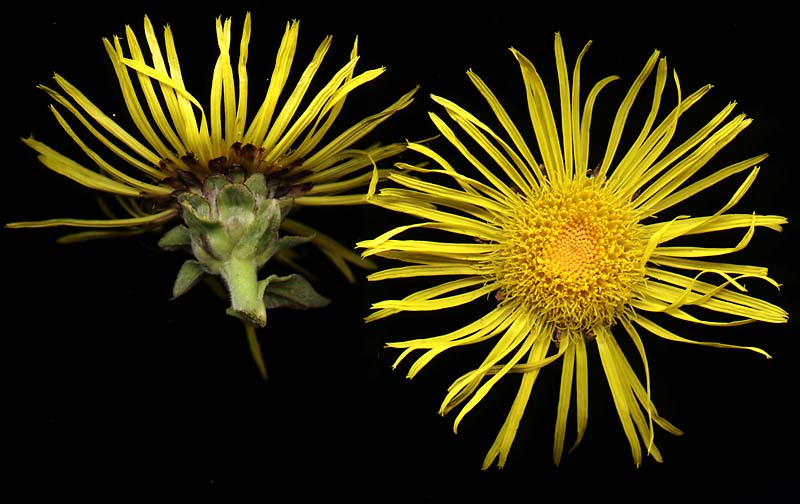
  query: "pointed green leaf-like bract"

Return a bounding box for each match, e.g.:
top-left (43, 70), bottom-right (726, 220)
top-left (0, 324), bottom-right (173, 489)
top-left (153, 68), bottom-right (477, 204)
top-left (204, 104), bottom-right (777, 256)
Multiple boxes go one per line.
top-left (262, 273), bottom-right (330, 310)
top-left (158, 225), bottom-right (191, 250)
top-left (172, 259), bottom-right (206, 298)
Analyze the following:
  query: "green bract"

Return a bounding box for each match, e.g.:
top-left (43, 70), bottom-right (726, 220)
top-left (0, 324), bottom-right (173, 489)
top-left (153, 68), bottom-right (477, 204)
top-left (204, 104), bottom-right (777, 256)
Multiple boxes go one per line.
top-left (159, 170), bottom-right (329, 327)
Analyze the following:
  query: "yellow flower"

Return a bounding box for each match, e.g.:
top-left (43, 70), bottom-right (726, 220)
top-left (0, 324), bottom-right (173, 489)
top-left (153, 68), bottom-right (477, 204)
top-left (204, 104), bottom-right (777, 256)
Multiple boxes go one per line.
top-left (358, 34), bottom-right (788, 468)
top-left (8, 13), bottom-right (415, 378)
top-left (10, 12), bottom-right (414, 271)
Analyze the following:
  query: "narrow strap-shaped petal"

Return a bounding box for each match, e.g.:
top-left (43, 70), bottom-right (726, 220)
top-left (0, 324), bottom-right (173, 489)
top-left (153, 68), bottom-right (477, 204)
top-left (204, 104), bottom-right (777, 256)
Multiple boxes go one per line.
top-left (7, 208), bottom-right (178, 229)
top-left (653, 214), bottom-right (759, 258)
top-left (553, 33), bottom-right (574, 180)
top-left (287, 38), bottom-right (359, 162)
top-left (641, 268), bottom-right (786, 323)
top-left (389, 305), bottom-right (515, 377)
top-left (162, 24), bottom-right (212, 162)
top-left (260, 35), bottom-right (334, 155)
top-left (569, 335), bottom-right (589, 453)
top-left (648, 256), bottom-right (770, 278)
top-left (244, 321), bottom-right (267, 380)
top-left (371, 280), bottom-right (496, 314)
top-left (620, 318), bottom-right (654, 455)
top-left (511, 48), bottom-right (565, 185)
top-left (427, 111), bottom-right (520, 199)
top-left (366, 195), bottom-right (503, 241)
top-left (467, 70), bottom-right (544, 189)
top-left (612, 76), bottom-right (697, 201)
top-left (299, 143), bottom-right (406, 183)
top-left (447, 314), bottom-right (536, 427)
top-left (482, 323), bottom-right (552, 469)
top-left (123, 23), bottom-right (185, 155)
top-left (243, 20), bottom-right (299, 146)
top-left (569, 40), bottom-right (592, 176)
top-left (647, 213), bottom-right (785, 245)
top-left (105, 36), bottom-right (177, 161)
top-left (433, 94), bottom-right (534, 197)
top-left (209, 16), bottom-right (236, 151)
top-left (632, 296), bottom-right (761, 326)
top-left (140, 16), bottom-right (193, 161)
top-left (367, 263), bottom-right (490, 281)
top-left (634, 314), bottom-right (772, 358)
top-left (405, 142), bottom-right (481, 196)
top-left (291, 194), bottom-right (367, 206)
top-left (363, 246), bottom-right (490, 268)
top-left (48, 75), bottom-right (163, 176)
top-left (384, 172), bottom-right (509, 215)
top-left (234, 13), bottom-right (251, 139)
top-left (596, 327), bottom-right (642, 466)
top-left (390, 157), bottom-right (510, 208)
top-left (302, 168), bottom-right (393, 196)
top-left (22, 137), bottom-right (171, 197)
top-left (41, 85), bottom-right (165, 180)
top-left (634, 114), bottom-right (752, 211)
top-left (366, 276), bottom-right (490, 322)
top-left (607, 58), bottom-right (668, 192)
top-left (358, 222), bottom-right (434, 251)
top-left (553, 338), bottom-right (575, 465)
top-left (360, 239), bottom-right (497, 260)
top-left (577, 75), bottom-right (619, 176)
top-left (596, 50), bottom-right (660, 181)
top-left (274, 65), bottom-right (385, 166)
top-left (605, 332), bottom-right (664, 462)
top-left (623, 86), bottom-right (722, 203)
top-left (46, 107), bottom-right (169, 192)
top-left (643, 157), bottom-right (766, 218)
top-left (299, 86), bottom-right (417, 169)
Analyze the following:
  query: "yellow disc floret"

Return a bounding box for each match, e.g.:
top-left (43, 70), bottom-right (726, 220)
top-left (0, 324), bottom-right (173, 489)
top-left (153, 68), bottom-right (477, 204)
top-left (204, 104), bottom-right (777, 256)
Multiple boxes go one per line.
top-left (494, 178), bottom-right (645, 331)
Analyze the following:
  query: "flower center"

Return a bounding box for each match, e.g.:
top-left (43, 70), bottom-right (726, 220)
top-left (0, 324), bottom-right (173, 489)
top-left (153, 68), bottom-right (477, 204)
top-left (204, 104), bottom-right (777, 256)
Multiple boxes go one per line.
top-left (494, 178), bottom-right (645, 332)
top-left (546, 220), bottom-right (598, 276)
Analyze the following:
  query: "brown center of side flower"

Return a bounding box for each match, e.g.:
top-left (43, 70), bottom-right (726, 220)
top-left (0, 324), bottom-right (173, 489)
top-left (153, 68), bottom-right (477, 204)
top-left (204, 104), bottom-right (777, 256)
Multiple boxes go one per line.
top-left (158, 141), bottom-right (312, 201)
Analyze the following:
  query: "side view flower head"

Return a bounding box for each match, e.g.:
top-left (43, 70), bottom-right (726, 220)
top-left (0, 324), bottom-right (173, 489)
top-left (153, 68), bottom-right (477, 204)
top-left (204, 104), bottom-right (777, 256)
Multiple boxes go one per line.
top-left (8, 13), bottom-right (416, 376)
top-left (358, 33), bottom-right (787, 468)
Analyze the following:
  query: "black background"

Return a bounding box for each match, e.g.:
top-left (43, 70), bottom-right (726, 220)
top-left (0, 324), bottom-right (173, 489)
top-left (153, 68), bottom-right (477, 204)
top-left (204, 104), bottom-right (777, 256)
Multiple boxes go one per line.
top-left (4, 1), bottom-right (798, 500)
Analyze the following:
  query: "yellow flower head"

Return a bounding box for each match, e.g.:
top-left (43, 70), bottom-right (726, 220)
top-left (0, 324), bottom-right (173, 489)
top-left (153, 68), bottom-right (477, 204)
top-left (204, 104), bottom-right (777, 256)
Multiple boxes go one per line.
top-left (359, 34), bottom-right (788, 468)
top-left (10, 13), bottom-right (414, 273)
top-left (8, 13), bottom-right (416, 378)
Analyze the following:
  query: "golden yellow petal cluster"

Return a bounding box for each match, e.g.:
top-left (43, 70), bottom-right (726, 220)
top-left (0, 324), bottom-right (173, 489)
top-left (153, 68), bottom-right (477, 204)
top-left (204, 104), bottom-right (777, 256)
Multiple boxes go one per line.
top-left (10, 13), bottom-right (415, 280)
top-left (359, 33), bottom-right (787, 468)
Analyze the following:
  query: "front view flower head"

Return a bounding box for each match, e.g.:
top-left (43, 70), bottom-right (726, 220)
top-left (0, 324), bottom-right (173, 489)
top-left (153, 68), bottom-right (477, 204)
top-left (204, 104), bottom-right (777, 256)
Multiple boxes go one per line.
top-left (359, 34), bottom-right (787, 468)
top-left (9, 13), bottom-right (415, 374)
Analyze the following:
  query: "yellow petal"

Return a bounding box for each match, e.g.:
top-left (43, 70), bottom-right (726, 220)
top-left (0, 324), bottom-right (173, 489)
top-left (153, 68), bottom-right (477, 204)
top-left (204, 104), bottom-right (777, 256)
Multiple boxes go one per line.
top-left (634, 314), bottom-right (772, 358)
